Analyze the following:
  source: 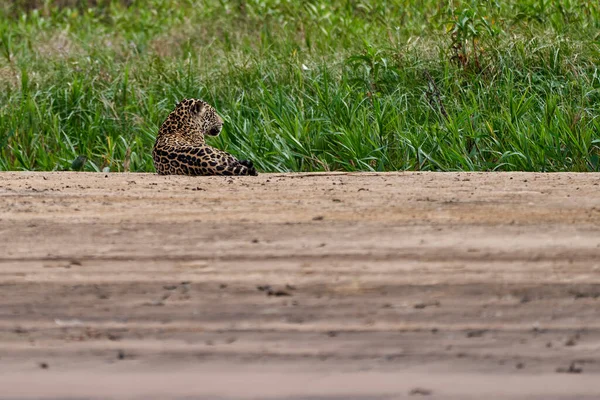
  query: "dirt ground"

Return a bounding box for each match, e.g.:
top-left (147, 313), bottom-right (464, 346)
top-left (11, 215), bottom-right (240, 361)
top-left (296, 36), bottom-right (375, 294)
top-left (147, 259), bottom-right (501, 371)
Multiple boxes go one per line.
top-left (1, 171), bottom-right (600, 399)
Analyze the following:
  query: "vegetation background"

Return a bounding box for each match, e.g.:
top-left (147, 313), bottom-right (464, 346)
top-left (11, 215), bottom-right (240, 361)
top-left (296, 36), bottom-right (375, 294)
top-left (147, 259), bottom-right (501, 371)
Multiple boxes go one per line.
top-left (1, 0), bottom-right (599, 172)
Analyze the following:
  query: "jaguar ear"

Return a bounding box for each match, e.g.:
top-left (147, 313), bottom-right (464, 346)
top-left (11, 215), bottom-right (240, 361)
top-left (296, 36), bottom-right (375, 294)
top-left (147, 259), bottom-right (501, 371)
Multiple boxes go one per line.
top-left (192, 100), bottom-right (205, 114)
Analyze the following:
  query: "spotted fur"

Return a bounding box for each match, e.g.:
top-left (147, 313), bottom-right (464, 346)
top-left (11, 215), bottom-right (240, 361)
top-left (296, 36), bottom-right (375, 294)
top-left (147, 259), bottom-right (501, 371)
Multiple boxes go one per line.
top-left (152, 99), bottom-right (257, 176)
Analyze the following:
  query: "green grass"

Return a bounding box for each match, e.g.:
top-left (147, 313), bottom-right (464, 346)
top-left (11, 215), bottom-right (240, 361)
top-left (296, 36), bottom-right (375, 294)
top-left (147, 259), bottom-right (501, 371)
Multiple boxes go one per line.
top-left (1, 0), bottom-right (599, 172)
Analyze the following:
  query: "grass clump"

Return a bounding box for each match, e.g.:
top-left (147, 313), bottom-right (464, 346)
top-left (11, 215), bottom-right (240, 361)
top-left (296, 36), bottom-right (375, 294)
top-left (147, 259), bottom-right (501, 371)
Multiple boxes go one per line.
top-left (1, 0), bottom-right (599, 173)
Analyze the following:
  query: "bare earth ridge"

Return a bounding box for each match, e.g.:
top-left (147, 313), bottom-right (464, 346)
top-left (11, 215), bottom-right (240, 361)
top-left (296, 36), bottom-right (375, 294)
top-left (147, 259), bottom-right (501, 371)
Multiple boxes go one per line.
top-left (1, 171), bottom-right (600, 399)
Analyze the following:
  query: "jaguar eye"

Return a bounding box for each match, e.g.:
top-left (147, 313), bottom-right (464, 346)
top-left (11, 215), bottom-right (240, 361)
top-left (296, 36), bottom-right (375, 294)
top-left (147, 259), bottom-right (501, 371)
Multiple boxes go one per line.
top-left (208, 126), bottom-right (221, 136)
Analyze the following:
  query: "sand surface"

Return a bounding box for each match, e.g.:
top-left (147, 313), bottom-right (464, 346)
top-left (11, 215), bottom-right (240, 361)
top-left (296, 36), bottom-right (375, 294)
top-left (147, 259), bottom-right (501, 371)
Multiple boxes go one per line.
top-left (1, 171), bottom-right (600, 399)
